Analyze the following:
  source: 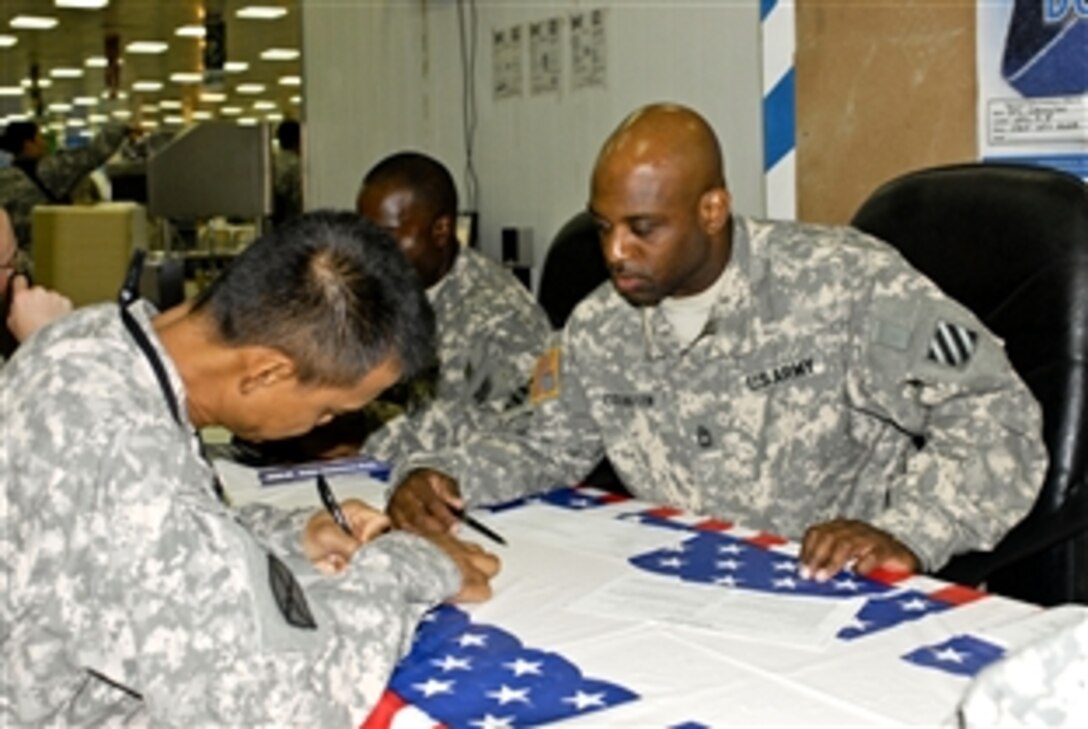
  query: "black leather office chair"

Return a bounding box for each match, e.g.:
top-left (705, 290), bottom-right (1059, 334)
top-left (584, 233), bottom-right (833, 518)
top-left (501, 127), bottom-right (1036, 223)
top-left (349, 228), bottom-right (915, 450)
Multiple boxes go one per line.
top-left (538, 211), bottom-right (609, 329)
top-left (851, 162), bottom-right (1088, 606)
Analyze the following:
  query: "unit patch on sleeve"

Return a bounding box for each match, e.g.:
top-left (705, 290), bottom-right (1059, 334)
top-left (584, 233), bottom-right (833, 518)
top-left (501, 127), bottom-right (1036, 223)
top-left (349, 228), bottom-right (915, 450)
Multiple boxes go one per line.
top-left (927, 320), bottom-right (978, 369)
top-left (529, 346), bottom-right (561, 404)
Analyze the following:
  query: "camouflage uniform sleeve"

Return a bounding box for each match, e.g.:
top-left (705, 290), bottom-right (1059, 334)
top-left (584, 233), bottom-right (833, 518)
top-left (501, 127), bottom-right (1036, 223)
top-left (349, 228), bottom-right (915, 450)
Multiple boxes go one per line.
top-left (36, 122), bottom-right (128, 200)
top-left (109, 455), bottom-right (460, 724)
top-left (233, 501), bottom-right (315, 558)
top-left (457, 305), bottom-right (551, 410)
top-left (394, 328), bottom-right (606, 506)
top-left (849, 246), bottom-right (1047, 570)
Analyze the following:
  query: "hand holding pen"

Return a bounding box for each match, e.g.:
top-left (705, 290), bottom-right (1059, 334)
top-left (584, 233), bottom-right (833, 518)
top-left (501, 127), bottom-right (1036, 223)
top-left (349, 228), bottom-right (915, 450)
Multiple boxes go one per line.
top-left (303, 476), bottom-right (390, 574)
top-left (387, 468), bottom-right (506, 546)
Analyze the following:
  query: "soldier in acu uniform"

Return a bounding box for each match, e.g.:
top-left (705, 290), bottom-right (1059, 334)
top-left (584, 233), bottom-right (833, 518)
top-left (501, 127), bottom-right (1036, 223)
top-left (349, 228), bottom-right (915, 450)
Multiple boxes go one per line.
top-left (1, 212), bottom-right (499, 726)
top-left (388, 104), bottom-right (1046, 583)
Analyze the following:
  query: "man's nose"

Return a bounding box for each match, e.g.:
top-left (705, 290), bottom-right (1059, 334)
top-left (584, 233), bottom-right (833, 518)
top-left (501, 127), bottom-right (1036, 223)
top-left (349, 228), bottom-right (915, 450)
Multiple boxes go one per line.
top-left (602, 227), bottom-right (632, 268)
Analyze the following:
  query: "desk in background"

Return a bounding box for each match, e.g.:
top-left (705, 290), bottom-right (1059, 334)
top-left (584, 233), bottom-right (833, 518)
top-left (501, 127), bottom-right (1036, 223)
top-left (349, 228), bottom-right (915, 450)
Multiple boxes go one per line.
top-left (217, 466), bottom-right (1074, 727)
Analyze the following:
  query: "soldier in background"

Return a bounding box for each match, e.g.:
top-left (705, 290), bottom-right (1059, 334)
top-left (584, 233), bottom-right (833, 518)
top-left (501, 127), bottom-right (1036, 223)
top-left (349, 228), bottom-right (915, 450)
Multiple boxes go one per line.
top-left (388, 104), bottom-right (1046, 582)
top-left (250, 152), bottom-right (553, 465)
top-left (0, 212), bottom-right (499, 726)
top-left (0, 120), bottom-right (129, 252)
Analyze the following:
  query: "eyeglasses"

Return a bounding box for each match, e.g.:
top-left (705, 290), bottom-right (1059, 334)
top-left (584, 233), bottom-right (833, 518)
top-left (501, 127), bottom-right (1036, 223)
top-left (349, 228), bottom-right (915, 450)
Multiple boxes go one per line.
top-left (0, 247), bottom-right (30, 279)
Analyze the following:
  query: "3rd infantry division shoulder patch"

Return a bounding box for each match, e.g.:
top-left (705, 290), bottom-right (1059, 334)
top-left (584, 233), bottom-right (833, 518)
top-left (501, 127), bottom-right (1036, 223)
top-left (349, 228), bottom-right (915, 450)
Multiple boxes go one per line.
top-left (927, 320), bottom-right (977, 369)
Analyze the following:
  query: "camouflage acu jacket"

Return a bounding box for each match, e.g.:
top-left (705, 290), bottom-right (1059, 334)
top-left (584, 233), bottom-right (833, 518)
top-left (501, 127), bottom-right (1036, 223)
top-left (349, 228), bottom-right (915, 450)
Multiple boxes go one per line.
top-left (1, 302), bottom-right (460, 726)
top-left (398, 215), bottom-right (1047, 570)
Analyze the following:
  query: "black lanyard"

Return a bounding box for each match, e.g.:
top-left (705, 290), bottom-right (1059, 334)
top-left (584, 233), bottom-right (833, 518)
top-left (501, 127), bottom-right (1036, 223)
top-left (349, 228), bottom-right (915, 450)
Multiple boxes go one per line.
top-left (118, 251), bottom-right (227, 504)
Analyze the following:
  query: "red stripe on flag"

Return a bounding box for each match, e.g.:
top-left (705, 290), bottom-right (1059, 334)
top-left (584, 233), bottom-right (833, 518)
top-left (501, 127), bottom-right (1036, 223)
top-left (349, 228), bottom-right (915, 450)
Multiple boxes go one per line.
top-left (864, 566), bottom-right (913, 586)
top-left (360, 689), bottom-right (407, 729)
top-left (644, 506), bottom-right (683, 519)
top-left (745, 532), bottom-right (788, 548)
top-left (693, 518), bottom-right (733, 532)
top-left (598, 492), bottom-right (631, 504)
top-left (930, 584), bottom-right (987, 606)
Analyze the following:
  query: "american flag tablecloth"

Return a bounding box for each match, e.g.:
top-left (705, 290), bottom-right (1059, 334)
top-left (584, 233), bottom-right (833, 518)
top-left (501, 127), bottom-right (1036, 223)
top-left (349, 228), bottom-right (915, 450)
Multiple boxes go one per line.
top-left (362, 486), bottom-right (1042, 728)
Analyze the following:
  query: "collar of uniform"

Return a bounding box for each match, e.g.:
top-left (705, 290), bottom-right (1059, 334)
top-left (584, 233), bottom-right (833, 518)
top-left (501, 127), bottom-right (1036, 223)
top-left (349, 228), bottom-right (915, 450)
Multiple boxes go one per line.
top-left (427, 243), bottom-right (471, 313)
top-left (641, 215), bottom-right (759, 360)
top-left (124, 299), bottom-right (194, 431)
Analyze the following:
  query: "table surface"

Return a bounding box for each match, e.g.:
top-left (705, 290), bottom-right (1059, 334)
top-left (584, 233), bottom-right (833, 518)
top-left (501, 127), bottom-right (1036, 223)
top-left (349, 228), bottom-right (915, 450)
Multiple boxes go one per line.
top-left (219, 462), bottom-right (1064, 728)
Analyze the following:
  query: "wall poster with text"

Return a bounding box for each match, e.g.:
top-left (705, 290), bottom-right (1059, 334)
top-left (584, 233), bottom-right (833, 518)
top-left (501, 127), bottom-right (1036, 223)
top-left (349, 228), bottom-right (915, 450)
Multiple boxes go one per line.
top-left (977, 0), bottom-right (1087, 178)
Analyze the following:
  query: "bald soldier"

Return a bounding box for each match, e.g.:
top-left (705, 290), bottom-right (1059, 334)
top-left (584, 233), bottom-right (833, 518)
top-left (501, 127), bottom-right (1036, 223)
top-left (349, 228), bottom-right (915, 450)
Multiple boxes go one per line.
top-left (387, 103), bottom-right (1047, 581)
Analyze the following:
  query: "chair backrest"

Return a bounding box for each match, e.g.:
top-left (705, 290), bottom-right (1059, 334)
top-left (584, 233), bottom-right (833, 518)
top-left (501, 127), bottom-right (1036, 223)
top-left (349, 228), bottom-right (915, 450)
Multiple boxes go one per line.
top-left (538, 211), bottom-right (609, 329)
top-left (851, 162), bottom-right (1088, 605)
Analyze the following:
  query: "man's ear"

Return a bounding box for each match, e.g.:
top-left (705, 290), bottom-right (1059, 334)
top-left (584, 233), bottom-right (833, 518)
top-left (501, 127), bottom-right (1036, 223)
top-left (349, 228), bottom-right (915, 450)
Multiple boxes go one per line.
top-left (239, 347), bottom-right (297, 395)
top-left (700, 187), bottom-right (731, 235)
top-left (431, 214), bottom-right (454, 247)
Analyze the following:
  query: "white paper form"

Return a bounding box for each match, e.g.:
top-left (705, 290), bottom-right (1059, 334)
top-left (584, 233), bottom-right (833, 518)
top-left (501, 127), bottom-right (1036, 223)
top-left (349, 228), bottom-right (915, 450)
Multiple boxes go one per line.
top-left (566, 572), bottom-right (865, 651)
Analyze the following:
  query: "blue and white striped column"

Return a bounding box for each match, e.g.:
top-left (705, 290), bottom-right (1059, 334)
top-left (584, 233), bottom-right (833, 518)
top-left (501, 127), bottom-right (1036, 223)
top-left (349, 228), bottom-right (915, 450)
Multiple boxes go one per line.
top-left (760, 0), bottom-right (797, 219)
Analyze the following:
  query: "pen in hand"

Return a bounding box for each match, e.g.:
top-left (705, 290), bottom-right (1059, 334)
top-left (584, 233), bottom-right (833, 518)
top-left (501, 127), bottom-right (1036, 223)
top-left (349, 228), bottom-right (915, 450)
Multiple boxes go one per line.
top-left (449, 505), bottom-right (507, 546)
top-left (317, 474), bottom-right (354, 536)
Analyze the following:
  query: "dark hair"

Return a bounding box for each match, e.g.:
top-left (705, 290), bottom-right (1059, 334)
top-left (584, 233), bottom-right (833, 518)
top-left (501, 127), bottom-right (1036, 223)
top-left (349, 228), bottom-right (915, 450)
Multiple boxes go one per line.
top-left (0, 121), bottom-right (39, 156)
top-left (276, 119), bottom-right (300, 151)
top-left (191, 210), bottom-right (435, 386)
top-left (362, 151), bottom-right (458, 219)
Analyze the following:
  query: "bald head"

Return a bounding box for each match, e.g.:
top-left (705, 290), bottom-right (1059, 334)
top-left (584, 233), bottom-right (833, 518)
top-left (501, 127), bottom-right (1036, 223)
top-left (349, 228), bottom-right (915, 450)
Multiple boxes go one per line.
top-left (594, 103), bottom-right (725, 199)
top-left (588, 104), bottom-right (733, 306)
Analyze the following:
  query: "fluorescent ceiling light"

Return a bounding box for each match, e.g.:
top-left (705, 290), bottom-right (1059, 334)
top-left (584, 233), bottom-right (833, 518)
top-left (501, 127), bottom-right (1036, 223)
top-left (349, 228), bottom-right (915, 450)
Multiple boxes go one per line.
top-left (48, 122), bottom-right (66, 132)
top-left (66, 118), bottom-right (86, 127)
top-left (192, 110), bottom-right (213, 120)
top-left (78, 129), bottom-right (93, 137)
top-left (278, 75), bottom-right (300, 86)
top-left (55, 1), bottom-right (110, 9)
top-left (74, 96), bottom-right (98, 106)
top-left (237, 6), bottom-right (288, 20)
top-left (252, 100), bottom-right (276, 111)
top-left (220, 106), bottom-right (242, 116)
top-left (48, 102), bottom-right (73, 112)
top-left (0, 34), bottom-right (18, 47)
top-left (237, 83), bottom-right (265, 94)
top-left (159, 99), bottom-right (182, 110)
top-left (260, 48), bottom-right (298, 61)
top-left (163, 115), bottom-right (184, 125)
top-left (289, 95), bottom-right (300, 105)
top-left (10, 16), bottom-right (59, 30)
top-left (126, 41), bottom-right (168, 54)
top-left (85, 56), bottom-right (107, 67)
top-left (237, 117), bottom-right (258, 126)
top-left (100, 89), bottom-right (127, 99)
top-left (87, 113), bottom-right (108, 122)
top-left (22, 78), bottom-right (53, 88)
top-left (200, 91), bottom-right (226, 103)
top-left (0, 86), bottom-right (22, 96)
top-left (50, 67), bottom-right (84, 79)
top-left (139, 104), bottom-right (158, 113)
top-left (140, 119), bottom-right (159, 129)
top-left (169, 72), bottom-right (202, 84)
top-left (265, 112), bottom-right (283, 122)
top-left (224, 61), bottom-right (249, 73)
top-left (175, 25), bottom-right (204, 38)
top-left (111, 109), bottom-right (131, 119)
top-left (132, 80), bottom-right (164, 92)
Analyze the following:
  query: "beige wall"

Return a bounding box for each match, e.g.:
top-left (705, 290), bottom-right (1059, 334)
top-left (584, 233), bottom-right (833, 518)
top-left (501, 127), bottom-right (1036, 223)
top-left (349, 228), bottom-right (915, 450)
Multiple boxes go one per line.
top-left (796, 1), bottom-right (978, 225)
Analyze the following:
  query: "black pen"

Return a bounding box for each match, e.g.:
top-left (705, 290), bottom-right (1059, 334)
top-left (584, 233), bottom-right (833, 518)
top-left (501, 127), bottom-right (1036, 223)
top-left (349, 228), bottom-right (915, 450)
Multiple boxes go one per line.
top-left (317, 474), bottom-right (353, 536)
top-left (449, 505), bottom-right (507, 546)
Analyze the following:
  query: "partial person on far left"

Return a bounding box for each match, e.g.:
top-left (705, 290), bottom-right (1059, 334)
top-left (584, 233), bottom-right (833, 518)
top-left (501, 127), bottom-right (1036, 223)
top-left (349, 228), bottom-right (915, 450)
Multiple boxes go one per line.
top-left (0, 207), bottom-right (71, 363)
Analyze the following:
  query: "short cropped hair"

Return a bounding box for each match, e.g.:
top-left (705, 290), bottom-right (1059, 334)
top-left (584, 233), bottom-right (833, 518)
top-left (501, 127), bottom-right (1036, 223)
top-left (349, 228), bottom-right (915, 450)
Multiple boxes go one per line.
top-left (276, 119), bottom-right (300, 152)
top-left (0, 122), bottom-right (39, 156)
top-left (362, 152), bottom-right (457, 220)
top-left (192, 210), bottom-right (435, 386)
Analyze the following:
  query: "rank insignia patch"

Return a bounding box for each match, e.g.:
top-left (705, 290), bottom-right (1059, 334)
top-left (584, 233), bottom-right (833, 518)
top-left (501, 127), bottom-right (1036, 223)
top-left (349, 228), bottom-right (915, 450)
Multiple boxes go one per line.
top-left (530, 347), bottom-right (561, 404)
top-left (268, 552), bottom-right (317, 630)
top-left (927, 320), bottom-right (978, 368)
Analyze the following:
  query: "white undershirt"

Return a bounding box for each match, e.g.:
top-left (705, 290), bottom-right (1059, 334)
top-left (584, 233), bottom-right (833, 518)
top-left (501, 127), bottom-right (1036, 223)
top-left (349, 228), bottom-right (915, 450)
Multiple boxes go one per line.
top-left (659, 264), bottom-right (729, 347)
